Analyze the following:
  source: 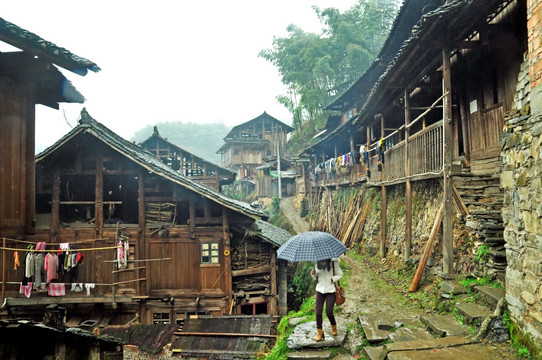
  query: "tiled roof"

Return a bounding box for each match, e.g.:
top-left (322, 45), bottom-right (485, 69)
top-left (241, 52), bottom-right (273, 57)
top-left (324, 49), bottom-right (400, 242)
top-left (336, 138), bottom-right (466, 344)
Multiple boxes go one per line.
top-left (36, 110), bottom-right (266, 220)
top-left (0, 17), bottom-right (99, 76)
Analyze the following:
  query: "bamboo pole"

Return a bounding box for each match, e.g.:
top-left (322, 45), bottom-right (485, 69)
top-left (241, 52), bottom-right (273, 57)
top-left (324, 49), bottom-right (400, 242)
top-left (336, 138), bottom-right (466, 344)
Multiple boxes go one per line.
top-left (410, 205), bottom-right (444, 292)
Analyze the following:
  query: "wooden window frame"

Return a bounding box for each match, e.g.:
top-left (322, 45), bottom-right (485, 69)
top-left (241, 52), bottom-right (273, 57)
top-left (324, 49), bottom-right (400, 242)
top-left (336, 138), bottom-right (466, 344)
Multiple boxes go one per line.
top-left (200, 241), bottom-right (220, 265)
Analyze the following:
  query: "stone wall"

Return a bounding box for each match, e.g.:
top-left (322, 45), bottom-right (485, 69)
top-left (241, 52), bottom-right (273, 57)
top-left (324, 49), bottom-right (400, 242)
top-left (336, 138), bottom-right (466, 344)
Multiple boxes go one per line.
top-left (500, 0), bottom-right (542, 351)
top-left (123, 345), bottom-right (171, 360)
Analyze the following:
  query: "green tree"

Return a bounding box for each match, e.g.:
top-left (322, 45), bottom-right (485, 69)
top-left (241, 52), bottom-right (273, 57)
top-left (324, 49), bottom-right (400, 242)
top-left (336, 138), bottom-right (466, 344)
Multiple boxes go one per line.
top-left (260, 0), bottom-right (400, 148)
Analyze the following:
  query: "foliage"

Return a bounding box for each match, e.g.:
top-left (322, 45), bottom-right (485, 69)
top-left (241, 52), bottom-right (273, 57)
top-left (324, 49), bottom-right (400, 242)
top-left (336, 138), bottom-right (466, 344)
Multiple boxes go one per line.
top-left (131, 121), bottom-right (230, 164)
top-left (264, 197), bottom-right (296, 234)
top-left (290, 262), bottom-right (316, 308)
top-left (474, 244), bottom-right (489, 263)
top-left (260, 0), bottom-right (400, 150)
top-left (299, 198), bottom-right (309, 218)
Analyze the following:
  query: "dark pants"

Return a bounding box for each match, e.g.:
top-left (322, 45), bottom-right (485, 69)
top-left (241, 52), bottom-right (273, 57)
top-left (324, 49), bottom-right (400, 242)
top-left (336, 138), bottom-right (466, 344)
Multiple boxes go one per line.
top-left (315, 291), bottom-right (336, 329)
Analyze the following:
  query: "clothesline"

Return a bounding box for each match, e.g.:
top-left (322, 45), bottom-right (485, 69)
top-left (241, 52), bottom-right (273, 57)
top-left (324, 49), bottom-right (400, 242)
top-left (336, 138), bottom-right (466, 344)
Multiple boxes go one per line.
top-left (2, 237), bottom-right (110, 245)
top-left (0, 246), bottom-right (121, 252)
top-left (0, 281), bottom-right (119, 286)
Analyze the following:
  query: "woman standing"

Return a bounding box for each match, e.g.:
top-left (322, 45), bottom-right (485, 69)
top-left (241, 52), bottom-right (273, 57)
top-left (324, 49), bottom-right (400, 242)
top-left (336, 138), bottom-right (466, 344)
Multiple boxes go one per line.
top-left (310, 258), bottom-right (342, 341)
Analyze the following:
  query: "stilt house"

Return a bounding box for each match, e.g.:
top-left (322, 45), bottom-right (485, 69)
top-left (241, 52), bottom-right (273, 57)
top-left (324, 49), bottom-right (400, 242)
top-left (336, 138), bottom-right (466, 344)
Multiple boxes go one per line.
top-left (2, 110), bottom-right (290, 325)
top-left (139, 126), bottom-right (236, 191)
top-left (0, 16), bottom-right (99, 239)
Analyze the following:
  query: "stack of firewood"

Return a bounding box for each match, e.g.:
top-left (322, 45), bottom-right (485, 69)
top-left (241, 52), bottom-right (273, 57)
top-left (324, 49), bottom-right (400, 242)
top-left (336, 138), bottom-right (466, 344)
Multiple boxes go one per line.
top-left (145, 202), bottom-right (175, 223)
top-left (231, 239), bottom-right (271, 270)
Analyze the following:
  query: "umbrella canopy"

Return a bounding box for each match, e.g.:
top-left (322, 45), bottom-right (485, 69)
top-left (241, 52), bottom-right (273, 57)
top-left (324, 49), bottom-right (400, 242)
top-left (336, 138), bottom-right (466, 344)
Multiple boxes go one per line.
top-left (277, 231), bottom-right (348, 262)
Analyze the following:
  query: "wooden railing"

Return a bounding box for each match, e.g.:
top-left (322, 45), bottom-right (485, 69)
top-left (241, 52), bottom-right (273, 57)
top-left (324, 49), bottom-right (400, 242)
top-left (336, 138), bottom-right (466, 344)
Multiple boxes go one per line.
top-left (312, 120), bottom-right (444, 187)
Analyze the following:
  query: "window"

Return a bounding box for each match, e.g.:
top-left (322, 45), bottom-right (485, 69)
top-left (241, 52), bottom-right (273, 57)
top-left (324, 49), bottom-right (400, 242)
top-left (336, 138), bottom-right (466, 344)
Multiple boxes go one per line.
top-left (153, 312), bottom-right (170, 324)
top-left (201, 242), bottom-right (220, 264)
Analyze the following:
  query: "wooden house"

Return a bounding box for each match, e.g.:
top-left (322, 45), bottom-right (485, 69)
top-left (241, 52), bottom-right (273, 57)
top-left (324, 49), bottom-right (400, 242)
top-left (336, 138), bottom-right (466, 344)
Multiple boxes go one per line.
top-left (254, 158), bottom-right (296, 198)
top-left (0, 16), bottom-right (99, 239)
top-left (139, 126), bottom-right (236, 191)
top-left (302, 0), bottom-right (525, 277)
top-left (1, 110), bottom-right (290, 325)
top-left (217, 112), bottom-right (293, 181)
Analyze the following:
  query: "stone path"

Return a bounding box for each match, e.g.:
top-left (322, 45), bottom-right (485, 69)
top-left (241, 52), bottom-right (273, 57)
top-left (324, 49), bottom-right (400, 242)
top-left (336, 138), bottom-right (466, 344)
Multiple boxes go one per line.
top-left (280, 196), bottom-right (310, 233)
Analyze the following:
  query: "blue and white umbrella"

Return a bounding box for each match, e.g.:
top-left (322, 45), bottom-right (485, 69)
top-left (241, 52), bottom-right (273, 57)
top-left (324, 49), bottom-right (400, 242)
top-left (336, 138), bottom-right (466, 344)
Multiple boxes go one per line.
top-left (277, 231), bottom-right (348, 262)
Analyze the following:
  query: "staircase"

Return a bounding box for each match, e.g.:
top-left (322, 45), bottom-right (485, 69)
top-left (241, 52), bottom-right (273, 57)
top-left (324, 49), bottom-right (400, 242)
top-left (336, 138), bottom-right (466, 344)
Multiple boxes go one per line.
top-left (453, 171), bottom-right (506, 281)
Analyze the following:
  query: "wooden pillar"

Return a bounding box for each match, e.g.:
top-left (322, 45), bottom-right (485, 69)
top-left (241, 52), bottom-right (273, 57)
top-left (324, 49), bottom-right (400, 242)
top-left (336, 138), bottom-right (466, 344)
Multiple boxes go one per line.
top-left (51, 166), bottom-right (60, 233)
top-left (269, 248), bottom-right (277, 315)
top-left (95, 149), bottom-right (104, 235)
top-left (2, 237), bottom-right (5, 304)
top-left (442, 48), bottom-right (454, 275)
top-left (138, 168), bottom-right (148, 295)
top-left (404, 89), bottom-right (412, 261)
top-left (380, 115), bottom-right (386, 259)
top-left (222, 208), bottom-right (232, 312)
top-left (458, 94), bottom-right (471, 165)
top-left (25, 105), bottom-right (35, 234)
top-left (189, 194), bottom-right (196, 239)
top-left (366, 127), bottom-right (371, 178)
top-left (277, 259), bottom-right (287, 317)
top-left (203, 198), bottom-right (211, 224)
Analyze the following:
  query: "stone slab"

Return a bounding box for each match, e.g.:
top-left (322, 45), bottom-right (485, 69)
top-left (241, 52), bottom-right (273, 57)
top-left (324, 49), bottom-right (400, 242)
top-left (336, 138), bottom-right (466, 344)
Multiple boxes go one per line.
top-left (363, 346), bottom-right (385, 360)
top-left (441, 281), bottom-right (467, 295)
top-left (389, 327), bottom-right (434, 343)
top-left (420, 315), bottom-right (468, 337)
top-left (475, 286), bottom-right (505, 308)
top-left (456, 302), bottom-right (492, 324)
top-left (382, 335), bottom-right (475, 359)
top-left (287, 321), bottom-right (346, 349)
top-left (386, 342), bottom-right (514, 360)
top-left (287, 350), bottom-right (332, 360)
top-left (359, 316), bottom-right (390, 343)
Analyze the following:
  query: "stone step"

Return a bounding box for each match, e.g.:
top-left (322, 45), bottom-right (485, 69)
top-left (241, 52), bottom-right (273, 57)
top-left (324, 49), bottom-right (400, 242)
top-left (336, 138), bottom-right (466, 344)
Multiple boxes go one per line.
top-left (382, 335), bottom-right (474, 359)
top-left (359, 316), bottom-right (390, 343)
top-left (389, 327), bottom-right (434, 343)
top-left (455, 302), bottom-right (492, 325)
top-left (286, 321), bottom-right (346, 350)
top-left (288, 350), bottom-right (332, 360)
top-left (386, 342), bottom-right (515, 360)
top-left (475, 286), bottom-right (505, 309)
top-left (363, 346), bottom-right (385, 360)
top-left (419, 314), bottom-right (469, 337)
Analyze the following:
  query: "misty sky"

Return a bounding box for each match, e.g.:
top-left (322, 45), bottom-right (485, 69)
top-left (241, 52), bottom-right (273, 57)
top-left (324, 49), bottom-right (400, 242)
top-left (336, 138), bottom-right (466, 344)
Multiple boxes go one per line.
top-left (1, 1), bottom-right (355, 152)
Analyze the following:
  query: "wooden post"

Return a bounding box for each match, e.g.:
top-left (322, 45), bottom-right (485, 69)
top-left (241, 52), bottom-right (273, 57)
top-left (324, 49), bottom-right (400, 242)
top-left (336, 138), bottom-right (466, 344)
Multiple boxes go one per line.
top-left (458, 94), bottom-right (471, 165)
top-left (25, 105), bottom-right (35, 235)
top-left (138, 169), bottom-right (149, 295)
top-left (442, 48), bottom-right (454, 276)
top-left (380, 115), bottom-right (386, 259)
top-left (366, 127), bottom-right (371, 178)
top-left (222, 208), bottom-right (232, 313)
top-left (404, 89), bottom-right (412, 261)
top-left (51, 166), bottom-right (60, 234)
top-left (189, 194), bottom-right (196, 239)
top-left (269, 248), bottom-right (277, 315)
top-left (2, 237), bottom-right (5, 305)
top-left (95, 149), bottom-right (104, 235)
top-left (277, 259), bottom-right (287, 316)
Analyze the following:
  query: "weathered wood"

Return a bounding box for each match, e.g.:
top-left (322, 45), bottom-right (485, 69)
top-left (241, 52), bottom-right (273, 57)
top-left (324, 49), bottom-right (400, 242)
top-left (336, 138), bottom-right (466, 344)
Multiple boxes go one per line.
top-left (404, 88), bottom-right (412, 261)
top-left (189, 195), bottom-right (196, 238)
top-left (380, 114), bottom-right (386, 259)
top-left (231, 266), bottom-right (271, 277)
top-left (51, 166), bottom-right (60, 232)
top-left (95, 149), bottom-right (104, 293)
top-left (138, 168), bottom-right (147, 295)
top-left (223, 208), bottom-right (232, 312)
top-left (25, 105), bottom-right (35, 235)
top-left (410, 205), bottom-right (444, 292)
top-left (269, 248), bottom-right (277, 316)
top-left (174, 331), bottom-right (275, 338)
top-left (2, 237), bottom-right (5, 305)
top-left (442, 48), bottom-right (454, 275)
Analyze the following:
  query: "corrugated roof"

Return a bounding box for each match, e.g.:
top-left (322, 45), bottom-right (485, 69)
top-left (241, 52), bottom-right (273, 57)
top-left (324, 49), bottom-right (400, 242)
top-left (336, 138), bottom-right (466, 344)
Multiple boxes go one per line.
top-left (36, 109), bottom-right (266, 220)
top-left (171, 315), bottom-right (273, 359)
top-left (0, 17), bottom-right (99, 76)
top-left (101, 324), bottom-right (176, 354)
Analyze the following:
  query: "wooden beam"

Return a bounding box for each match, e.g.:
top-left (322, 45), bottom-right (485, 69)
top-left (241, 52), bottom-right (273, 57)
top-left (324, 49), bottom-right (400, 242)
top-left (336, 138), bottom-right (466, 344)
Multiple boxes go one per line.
top-left (231, 266), bottom-right (271, 277)
top-left (25, 105), bottom-right (35, 235)
top-left (51, 167), bottom-right (60, 233)
top-left (410, 205), bottom-right (444, 292)
top-left (442, 48), bottom-right (454, 276)
top-left (189, 194), bottom-right (196, 239)
top-left (95, 149), bottom-right (104, 235)
top-left (269, 249), bottom-right (277, 316)
top-left (174, 332), bottom-right (275, 338)
top-left (404, 89), bottom-right (412, 261)
top-left (222, 208), bottom-right (232, 313)
top-left (379, 114), bottom-right (386, 259)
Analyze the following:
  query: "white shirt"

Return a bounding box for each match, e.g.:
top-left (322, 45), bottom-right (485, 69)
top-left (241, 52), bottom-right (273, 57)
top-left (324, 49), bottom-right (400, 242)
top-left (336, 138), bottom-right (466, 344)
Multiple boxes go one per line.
top-left (311, 258), bottom-right (343, 294)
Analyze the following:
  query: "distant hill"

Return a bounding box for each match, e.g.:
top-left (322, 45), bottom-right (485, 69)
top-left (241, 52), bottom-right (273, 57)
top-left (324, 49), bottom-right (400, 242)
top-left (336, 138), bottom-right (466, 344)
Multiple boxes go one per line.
top-left (132, 121), bottom-right (230, 165)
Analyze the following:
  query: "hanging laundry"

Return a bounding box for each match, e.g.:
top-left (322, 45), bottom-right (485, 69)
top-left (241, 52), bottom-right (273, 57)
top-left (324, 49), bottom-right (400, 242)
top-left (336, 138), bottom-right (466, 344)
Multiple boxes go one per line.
top-left (71, 283), bottom-right (84, 292)
top-left (25, 251), bottom-right (34, 278)
top-left (34, 242), bottom-right (46, 289)
top-left (13, 251), bottom-right (20, 270)
top-left (76, 252), bottom-right (84, 264)
top-left (47, 283), bottom-right (65, 297)
top-left (44, 253), bottom-right (59, 283)
top-left (85, 283), bottom-right (95, 296)
top-left (19, 282), bottom-right (33, 298)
